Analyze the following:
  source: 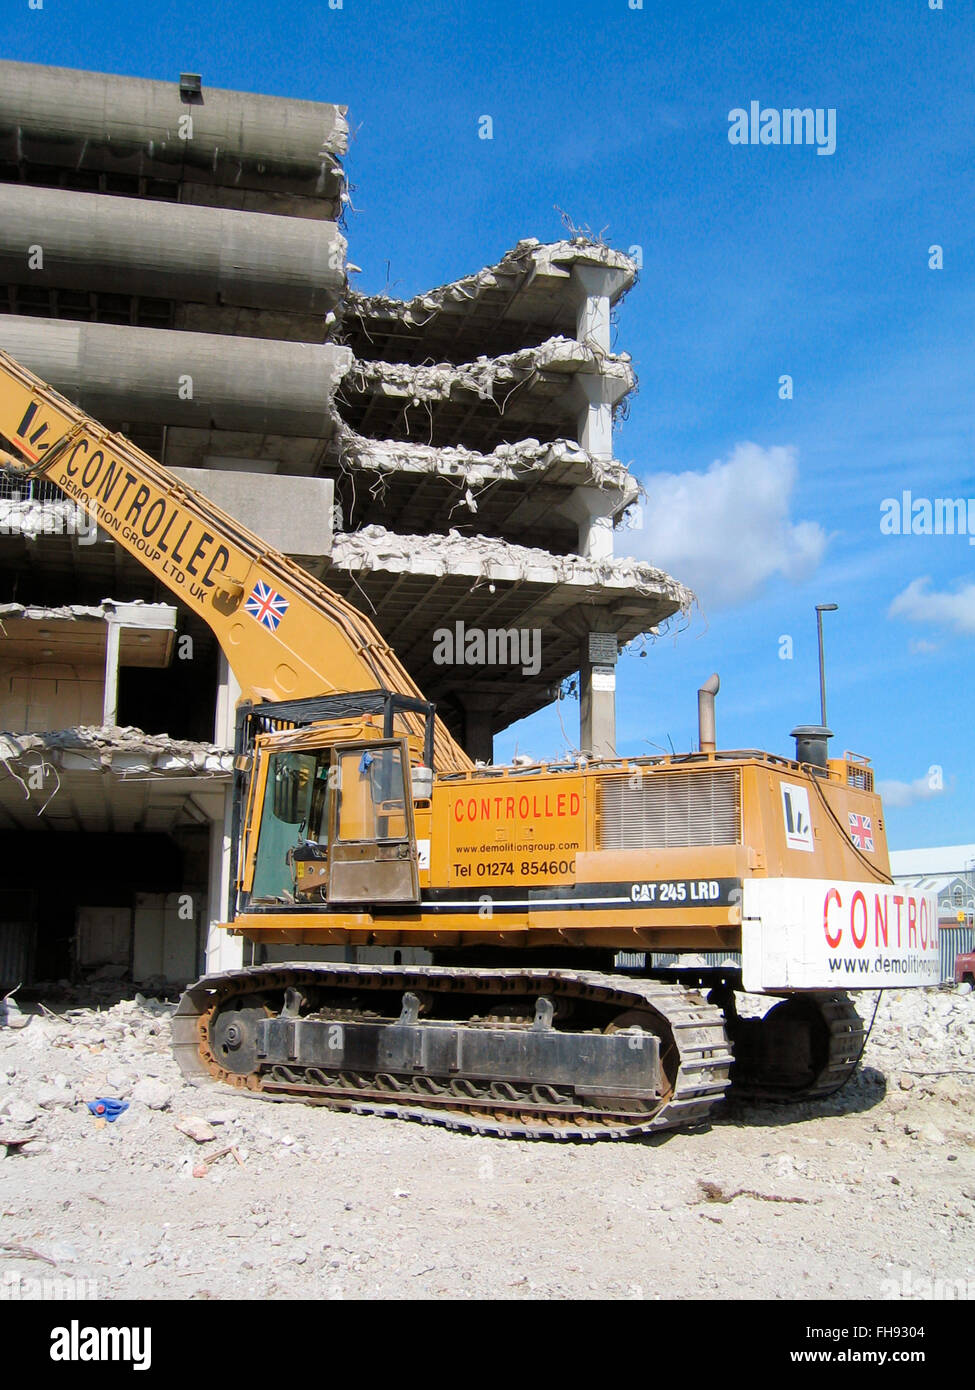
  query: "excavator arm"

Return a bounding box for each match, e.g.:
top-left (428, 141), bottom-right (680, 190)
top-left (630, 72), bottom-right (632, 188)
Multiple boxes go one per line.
top-left (0, 347), bottom-right (471, 771)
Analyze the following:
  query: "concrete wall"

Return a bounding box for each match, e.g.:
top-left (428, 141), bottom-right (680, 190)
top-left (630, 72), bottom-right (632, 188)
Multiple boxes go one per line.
top-left (0, 61), bottom-right (348, 208)
top-left (0, 184), bottom-right (346, 313)
top-left (0, 660), bottom-right (104, 731)
top-left (76, 905), bottom-right (131, 969)
top-left (0, 317), bottom-right (351, 436)
top-left (172, 468), bottom-right (333, 559)
top-left (133, 891), bottom-right (200, 985)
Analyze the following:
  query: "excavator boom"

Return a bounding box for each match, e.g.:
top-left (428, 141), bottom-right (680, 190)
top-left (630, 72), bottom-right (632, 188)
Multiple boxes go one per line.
top-left (0, 348), bottom-right (470, 772)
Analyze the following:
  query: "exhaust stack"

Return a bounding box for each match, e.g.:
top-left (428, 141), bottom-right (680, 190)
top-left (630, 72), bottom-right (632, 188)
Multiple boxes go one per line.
top-left (698, 674), bottom-right (720, 754)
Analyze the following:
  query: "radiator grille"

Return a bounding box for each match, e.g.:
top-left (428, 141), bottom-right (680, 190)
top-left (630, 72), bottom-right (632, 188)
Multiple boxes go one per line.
top-left (843, 760), bottom-right (874, 792)
top-left (597, 769), bottom-right (741, 849)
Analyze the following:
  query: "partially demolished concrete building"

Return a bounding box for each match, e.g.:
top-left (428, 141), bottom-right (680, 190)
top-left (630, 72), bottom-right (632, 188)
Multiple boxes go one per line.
top-left (0, 59), bottom-right (690, 991)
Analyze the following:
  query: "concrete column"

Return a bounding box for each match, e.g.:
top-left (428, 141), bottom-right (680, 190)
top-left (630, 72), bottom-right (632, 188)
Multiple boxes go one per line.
top-left (569, 373), bottom-right (618, 460)
top-left (204, 787), bottom-right (242, 973)
top-left (579, 629), bottom-right (618, 760)
top-left (459, 692), bottom-right (496, 765)
top-left (572, 264), bottom-right (630, 354)
top-left (213, 648), bottom-right (242, 748)
top-left (559, 485), bottom-right (617, 562)
top-left (205, 653), bottom-right (244, 973)
top-left (102, 618), bottom-right (122, 725)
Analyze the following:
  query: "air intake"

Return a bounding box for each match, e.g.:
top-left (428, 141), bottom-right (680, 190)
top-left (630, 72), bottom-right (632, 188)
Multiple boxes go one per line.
top-left (791, 725), bottom-right (833, 772)
top-left (597, 769), bottom-right (741, 850)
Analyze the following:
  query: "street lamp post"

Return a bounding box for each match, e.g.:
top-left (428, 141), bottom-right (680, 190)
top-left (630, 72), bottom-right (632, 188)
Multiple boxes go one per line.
top-left (815, 603), bottom-right (838, 728)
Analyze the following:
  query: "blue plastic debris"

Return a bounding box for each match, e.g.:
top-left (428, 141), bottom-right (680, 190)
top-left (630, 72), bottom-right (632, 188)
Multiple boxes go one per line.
top-left (86, 1097), bottom-right (129, 1122)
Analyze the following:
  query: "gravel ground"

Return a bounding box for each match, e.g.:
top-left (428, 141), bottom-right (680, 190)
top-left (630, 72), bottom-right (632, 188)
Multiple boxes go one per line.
top-left (0, 983), bottom-right (972, 1301)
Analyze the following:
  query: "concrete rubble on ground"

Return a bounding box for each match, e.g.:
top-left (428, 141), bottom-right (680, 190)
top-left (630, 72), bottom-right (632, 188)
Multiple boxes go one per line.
top-left (868, 985), bottom-right (975, 1076)
top-left (1, 984), bottom-right (971, 1146)
top-left (0, 984), bottom-right (971, 1299)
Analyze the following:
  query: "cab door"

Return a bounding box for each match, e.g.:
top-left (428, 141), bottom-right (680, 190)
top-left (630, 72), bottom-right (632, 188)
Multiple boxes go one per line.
top-left (326, 739), bottom-right (420, 906)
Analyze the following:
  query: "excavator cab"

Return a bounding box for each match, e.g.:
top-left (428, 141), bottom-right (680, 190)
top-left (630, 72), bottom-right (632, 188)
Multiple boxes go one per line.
top-left (277, 739), bottom-right (421, 905)
top-left (238, 697), bottom-right (431, 910)
top-left (247, 748), bottom-right (329, 903)
top-left (325, 739), bottom-right (420, 905)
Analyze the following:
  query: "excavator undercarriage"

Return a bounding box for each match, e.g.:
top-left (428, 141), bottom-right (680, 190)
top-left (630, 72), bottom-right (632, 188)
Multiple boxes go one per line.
top-left (173, 962), bottom-right (864, 1139)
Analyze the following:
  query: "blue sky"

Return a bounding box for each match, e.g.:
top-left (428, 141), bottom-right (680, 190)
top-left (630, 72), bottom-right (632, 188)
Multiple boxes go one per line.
top-left (2, 0), bottom-right (972, 849)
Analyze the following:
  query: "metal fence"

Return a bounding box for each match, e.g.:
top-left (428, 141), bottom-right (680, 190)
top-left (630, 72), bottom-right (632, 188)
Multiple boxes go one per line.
top-left (615, 951), bottom-right (741, 972)
top-left (939, 924), bottom-right (974, 984)
top-left (0, 465), bottom-right (67, 503)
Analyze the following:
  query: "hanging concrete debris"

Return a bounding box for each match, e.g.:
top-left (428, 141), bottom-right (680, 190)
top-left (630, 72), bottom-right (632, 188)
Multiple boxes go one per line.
top-left (332, 523), bottom-right (690, 605)
top-left (340, 336), bottom-right (634, 446)
top-left (0, 725), bottom-right (233, 775)
top-left (344, 237), bottom-right (637, 363)
top-left (0, 600), bottom-right (176, 626)
top-left (332, 424), bottom-right (636, 495)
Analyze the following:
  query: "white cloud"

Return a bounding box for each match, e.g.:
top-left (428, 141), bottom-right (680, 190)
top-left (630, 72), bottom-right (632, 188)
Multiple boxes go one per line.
top-left (624, 443), bottom-right (826, 607)
top-left (877, 774), bottom-right (946, 808)
top-left (888, 577), bottom-right (975, 635)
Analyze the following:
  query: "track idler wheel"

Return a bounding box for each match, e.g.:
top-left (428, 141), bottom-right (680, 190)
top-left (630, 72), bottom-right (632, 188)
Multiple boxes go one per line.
top-left (725, 991), bottom-right (864, 1102)
top-left (208, 997), bottom-right (271, 1077)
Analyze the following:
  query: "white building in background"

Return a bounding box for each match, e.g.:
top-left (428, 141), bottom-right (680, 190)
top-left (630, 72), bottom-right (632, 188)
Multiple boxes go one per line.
top-left (890, 843), bottom-right (975, 980)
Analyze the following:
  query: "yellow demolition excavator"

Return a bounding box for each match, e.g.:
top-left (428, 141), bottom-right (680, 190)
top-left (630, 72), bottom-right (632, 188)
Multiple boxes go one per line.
top-left (0, 348), bottom-right (941, 1139)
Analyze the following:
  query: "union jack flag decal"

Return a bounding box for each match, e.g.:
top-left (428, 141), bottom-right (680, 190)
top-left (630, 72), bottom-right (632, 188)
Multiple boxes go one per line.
top-left (245, 580), bottom-right (289, 632)
top-left (848, 812), bottom-right (874, 853)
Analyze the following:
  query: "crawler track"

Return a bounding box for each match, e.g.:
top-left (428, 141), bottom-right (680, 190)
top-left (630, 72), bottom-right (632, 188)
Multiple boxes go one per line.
top-left (728, 991), bottom-right (865, 1103)
top-left (173, 963), bottom-right (732, 1141)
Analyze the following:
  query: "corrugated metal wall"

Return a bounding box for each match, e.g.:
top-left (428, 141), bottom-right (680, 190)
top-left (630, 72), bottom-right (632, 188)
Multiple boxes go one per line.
top-left (0, 890), bottom-right (35, 990)
top-left (615, 950), bottom-right (741, 972)
top-left (939, 925), bottom-right (974, 983)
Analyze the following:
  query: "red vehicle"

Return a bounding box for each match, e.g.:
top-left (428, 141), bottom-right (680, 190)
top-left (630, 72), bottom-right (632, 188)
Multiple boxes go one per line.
top-left (955, 950), bottom-right (975, 987)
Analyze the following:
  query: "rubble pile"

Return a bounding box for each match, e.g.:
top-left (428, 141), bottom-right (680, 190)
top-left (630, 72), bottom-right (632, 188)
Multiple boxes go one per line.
top-left (0, 986), bottom-right (972, 1299)
top-left (0, 985), bottom-right (970, 1169)
top-left (0, 996), bottom-right (253, 1170)
top-left (864, 984), bottom-right (975, 1075)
